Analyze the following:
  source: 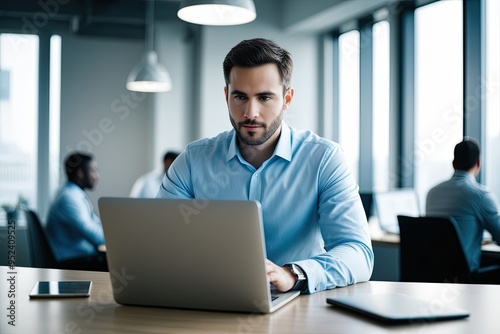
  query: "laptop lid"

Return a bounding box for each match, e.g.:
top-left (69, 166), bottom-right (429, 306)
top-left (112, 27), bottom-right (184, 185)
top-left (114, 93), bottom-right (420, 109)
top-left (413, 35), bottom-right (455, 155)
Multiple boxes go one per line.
top-left (327, 293), bottom-right (470, 323)
top-left (373, 189), bottom-right (420, 234)
top-left (98, 197), bottom-right (299, 313)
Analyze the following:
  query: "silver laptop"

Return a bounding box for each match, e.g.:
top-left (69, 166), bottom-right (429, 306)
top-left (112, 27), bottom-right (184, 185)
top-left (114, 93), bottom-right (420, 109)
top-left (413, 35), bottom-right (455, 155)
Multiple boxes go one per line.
top-left (373, 189), bottom-right (420, 234)
top-left (98, 197), bottom-right (300, 313)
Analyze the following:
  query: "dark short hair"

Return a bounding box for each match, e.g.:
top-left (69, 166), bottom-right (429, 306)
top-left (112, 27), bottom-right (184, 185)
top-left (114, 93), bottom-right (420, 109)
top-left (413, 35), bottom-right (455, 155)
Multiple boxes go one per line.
top-left (222, 38), bottom-right (293, 91)
top-left (163, 151), bottom-right (179, 162)
top-left (453, 139), bottom-right (480, 171)
top-left (65, 152), bottom-right (93, 181)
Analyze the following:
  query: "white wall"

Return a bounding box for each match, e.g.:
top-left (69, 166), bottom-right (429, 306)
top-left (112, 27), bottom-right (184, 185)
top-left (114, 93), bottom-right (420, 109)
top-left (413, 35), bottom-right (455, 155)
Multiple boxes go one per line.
top-left (59, 33), bottom-right (153, 209)
top-left (154, 21), bottom-right (193, 159)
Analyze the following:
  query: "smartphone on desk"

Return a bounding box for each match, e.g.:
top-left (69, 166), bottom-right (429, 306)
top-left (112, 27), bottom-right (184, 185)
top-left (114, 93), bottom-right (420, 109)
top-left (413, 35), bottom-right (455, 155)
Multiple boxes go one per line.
top-left (29, 281), bottom-right (92, 298)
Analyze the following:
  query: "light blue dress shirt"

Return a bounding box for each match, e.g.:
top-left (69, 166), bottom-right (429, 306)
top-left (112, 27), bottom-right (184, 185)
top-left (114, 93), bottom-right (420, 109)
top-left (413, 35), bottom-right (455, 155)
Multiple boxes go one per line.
top-left (46, 182), bottom-right (105, 262)
top-left (426, 171), bottom-right (500, 271)
top-left (130, 170), bottom-right (164, 198)
top-left (158, 123), bottom-right (374, 293)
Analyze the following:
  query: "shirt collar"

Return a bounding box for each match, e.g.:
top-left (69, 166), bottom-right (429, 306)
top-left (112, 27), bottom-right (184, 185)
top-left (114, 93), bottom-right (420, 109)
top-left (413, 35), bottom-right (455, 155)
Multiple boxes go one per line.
top-left (453, 170), bottom-right (477, 183)
top-left (67, 181), bottom-right (81, 190)
top-left (227, 130), bottom-right (239, 162)
top-left (274, 122), bottom-right (292, 161)
top-left (226, 121), bottom-right (292, 163)
top-left (65, 181), bottom-right (86, 196)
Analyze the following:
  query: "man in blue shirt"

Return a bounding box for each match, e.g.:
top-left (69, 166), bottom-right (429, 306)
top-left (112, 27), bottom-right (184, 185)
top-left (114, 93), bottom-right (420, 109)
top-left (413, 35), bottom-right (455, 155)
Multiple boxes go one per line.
top-left (46, 152), bottom-right (107, 271)
top-left (130, 151), bottom-right (179, 198)
top-left (158, 38), bottom-right (373, 293)
top-left (426, 139), bottom-right (500, 273)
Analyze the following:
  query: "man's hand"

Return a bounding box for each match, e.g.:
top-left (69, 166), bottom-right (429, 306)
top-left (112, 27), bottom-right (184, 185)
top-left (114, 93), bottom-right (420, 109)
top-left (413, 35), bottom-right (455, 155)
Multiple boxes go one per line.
top-left (265, 259), bottom-right (296, 292)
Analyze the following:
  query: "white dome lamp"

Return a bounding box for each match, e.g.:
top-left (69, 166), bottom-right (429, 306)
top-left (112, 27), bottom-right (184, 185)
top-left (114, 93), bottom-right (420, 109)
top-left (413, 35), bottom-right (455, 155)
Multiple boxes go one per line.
top-left (177, 0), bottom-right (256, 26)
top-left (127, 0), bottom-right (172, 93)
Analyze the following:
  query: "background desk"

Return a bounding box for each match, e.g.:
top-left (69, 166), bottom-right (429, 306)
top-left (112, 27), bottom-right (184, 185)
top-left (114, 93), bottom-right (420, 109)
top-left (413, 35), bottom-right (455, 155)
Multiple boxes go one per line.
top-left (369, 218), bottom-right (500, 281)
top-left (1, 266), bottom-right (500, 333)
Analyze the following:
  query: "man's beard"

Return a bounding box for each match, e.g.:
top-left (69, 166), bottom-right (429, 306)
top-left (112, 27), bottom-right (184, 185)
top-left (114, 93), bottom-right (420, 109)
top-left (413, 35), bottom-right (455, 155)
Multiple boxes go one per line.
top-left (230, 110), bottom-right (283, 146)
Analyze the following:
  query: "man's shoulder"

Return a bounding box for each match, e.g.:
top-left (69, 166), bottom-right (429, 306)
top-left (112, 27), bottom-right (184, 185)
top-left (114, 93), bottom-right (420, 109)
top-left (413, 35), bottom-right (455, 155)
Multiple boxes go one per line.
top-left (289, 126), bottom-right (340, 152)
top-left (185, 131), bottom-right (232, 151)
top-left (429, 176), bottom-right (487, 198)
top-left (65, 182), bottom-right (87, 194)
top-left (427, 178), bottom-right (456, 194)
top-left (48, 184), bottom-right (81, 221)
top-left (53, 183), bottom-right (85, 205)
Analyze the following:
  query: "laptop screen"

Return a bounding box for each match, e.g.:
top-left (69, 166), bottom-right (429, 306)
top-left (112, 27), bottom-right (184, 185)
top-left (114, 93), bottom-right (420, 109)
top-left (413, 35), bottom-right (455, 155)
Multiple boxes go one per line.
top-left (374, 189), bottom-right (420, 234)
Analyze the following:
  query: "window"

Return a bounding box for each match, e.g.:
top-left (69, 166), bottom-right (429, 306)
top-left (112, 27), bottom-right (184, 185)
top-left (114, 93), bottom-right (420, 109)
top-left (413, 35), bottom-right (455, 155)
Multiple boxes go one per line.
top-left (0, 34), bottom-right (39, 224)
top-left (0, 33), bottom-right (61, 225)
top-left (338, 30), bottom-right (360, 182)
top-left (485, 0), bottom-right (500, 200)
top-left (414, 0), bottom-right (463, 209)
top-left (372, 20), bottom-right (390, 192)
top-left (49, 35), bottom-right (62, 205)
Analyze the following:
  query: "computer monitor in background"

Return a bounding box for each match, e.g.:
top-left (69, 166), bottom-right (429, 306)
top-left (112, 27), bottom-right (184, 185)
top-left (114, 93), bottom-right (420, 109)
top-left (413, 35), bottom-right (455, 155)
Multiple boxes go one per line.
top-left (373, 189), bottom-right (420, 234)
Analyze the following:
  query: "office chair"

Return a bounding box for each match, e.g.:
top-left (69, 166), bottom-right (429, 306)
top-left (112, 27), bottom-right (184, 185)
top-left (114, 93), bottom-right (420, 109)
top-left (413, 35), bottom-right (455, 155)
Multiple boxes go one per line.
top-left (397, 215), bottom-right (500, 284)
top-left (25, 209), bottom-right (108, 272)
top-left (24, 209), bottom-right (60, 269)
top-left (359, 192), bottom-right (373, 219)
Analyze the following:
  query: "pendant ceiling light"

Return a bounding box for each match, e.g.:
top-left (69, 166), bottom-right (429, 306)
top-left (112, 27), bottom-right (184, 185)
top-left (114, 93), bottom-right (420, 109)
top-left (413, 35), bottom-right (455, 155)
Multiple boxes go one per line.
top-left (177, 0), bottom-right (256, 26)
top-left (127, 0), bottom-right (172, 93)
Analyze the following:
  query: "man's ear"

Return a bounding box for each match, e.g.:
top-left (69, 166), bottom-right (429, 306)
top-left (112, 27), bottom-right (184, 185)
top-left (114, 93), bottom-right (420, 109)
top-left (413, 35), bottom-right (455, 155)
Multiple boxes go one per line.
top-left (283, 87), bottom-right (294, 110)
top-left (76, 167), bottom-right (84, 180)
top-left (224, 86), bottom-right (229, 106)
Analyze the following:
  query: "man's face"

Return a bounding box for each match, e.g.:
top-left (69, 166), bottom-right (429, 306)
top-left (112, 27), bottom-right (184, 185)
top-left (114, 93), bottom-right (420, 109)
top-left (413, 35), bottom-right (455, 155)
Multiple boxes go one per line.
top-left (224, 64), bottom-right (293, 146)
top-left (82, 160), bottom-right (100, 190)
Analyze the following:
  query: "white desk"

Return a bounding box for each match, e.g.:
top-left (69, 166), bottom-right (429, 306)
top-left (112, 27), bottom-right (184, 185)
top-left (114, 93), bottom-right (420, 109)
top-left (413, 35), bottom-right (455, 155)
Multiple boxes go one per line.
top-left (1, 266), bottom-right (500, 333)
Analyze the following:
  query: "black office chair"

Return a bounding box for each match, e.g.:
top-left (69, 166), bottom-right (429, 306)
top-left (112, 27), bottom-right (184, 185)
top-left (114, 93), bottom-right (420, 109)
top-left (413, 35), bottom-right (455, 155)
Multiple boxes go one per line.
top-left (24, 209), bottom-right (60, 269)
top-left (25, 209), bottom-right (108, 272)
top-left (359, 192), bottom-right (373, 219)
top-left (397, 215), bottom-right (500, 284)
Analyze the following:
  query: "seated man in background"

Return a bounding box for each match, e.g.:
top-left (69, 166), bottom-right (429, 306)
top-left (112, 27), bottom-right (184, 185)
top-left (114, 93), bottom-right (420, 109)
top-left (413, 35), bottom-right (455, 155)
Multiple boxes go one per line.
top-left (158, 38), bottom-right (373, 293)
top-left (130, 151), bottom-right (179, 198)
top-left (46, 152), bottom-right (107, 271)
top-left (426, 139), bottom-right (500, 274)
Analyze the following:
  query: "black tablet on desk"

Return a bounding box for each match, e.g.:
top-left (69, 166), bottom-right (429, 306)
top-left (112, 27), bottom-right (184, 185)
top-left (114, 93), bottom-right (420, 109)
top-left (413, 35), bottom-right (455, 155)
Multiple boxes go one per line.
top-left (29, 281), bottom-right (92, 298)
top-left (326, 293), bottom-right (470, 324)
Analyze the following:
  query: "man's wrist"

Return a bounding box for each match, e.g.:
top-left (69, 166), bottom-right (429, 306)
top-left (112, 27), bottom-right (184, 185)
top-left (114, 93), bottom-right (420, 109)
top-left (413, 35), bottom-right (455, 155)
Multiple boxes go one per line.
top-left (284, 263), bottom-right (307, 291)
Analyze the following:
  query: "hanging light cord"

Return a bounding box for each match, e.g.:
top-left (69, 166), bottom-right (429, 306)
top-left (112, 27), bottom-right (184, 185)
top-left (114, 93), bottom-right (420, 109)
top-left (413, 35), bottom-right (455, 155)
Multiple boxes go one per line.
top-left (146, 0), bottom-right (154, 51)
